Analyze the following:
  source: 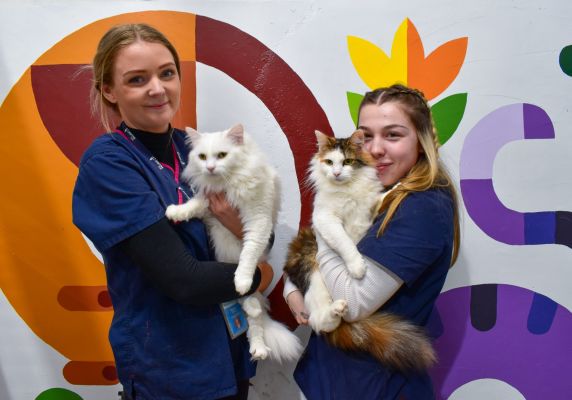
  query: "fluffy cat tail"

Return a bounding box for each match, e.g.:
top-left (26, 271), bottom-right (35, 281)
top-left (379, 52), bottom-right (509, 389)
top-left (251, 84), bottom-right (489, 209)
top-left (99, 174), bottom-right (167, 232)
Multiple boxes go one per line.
top-left (325, 312), bottom-right (436, 372)
top-left (256, 295), bottom-right (303, 363)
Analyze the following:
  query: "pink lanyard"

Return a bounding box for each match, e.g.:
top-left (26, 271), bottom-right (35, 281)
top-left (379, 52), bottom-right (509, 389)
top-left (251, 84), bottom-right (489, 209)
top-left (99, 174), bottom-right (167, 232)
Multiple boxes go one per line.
top-left (114, 128), bottom-right (190, 205)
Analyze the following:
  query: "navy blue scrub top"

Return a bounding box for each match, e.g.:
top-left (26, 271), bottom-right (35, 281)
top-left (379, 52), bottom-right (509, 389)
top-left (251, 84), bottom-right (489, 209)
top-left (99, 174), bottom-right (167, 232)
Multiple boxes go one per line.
top-left (294, 189), bottom-right (454, 400)
top-left (72, 126), bottom-right (255, 400)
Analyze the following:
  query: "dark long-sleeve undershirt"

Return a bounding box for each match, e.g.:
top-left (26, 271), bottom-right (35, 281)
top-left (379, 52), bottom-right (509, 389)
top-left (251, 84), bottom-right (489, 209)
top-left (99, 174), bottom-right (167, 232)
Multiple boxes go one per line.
top-left (117, 217), bottom-right (261, 305)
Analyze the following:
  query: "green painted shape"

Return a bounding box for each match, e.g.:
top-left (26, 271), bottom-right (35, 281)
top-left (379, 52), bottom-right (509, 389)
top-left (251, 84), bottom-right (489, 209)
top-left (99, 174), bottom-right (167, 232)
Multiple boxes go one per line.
top-left (431, 93), bottom-right (467, 145)
top-left (35, 388), bottom-right (84, 400)
top-left (559, 45), bottom-right (572, 77)
top-left (347, 91), bottom-right (364, 126)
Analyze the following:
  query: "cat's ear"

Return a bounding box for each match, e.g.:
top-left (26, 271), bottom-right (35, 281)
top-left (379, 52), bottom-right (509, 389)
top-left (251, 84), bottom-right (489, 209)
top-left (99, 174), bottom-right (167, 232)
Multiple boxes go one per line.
top-left (315, 130), bottom-right (331, 150)
top-left (185, 127), bottom-right (201, 145)
top-left (349, 129), bottom-right (365, 147)
top-left (227, 124), bottom-right (244, 145)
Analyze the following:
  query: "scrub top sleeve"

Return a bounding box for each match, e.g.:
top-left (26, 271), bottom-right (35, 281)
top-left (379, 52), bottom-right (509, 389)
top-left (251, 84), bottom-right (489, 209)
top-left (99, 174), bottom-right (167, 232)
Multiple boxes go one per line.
top-left (357, 191), bottom-right (451, 287)
top-left (73, 150), bottom-right (166, 252)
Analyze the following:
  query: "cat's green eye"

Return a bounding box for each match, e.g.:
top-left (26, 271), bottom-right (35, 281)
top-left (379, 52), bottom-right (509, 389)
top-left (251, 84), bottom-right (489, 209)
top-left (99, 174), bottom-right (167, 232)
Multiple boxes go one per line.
top-left (198, 154), bottom-right (207, 160)
top-left (324, 159), bottom-right (333, 166)
top-left (343, 159), bottom-right (355, 166)
top-left (217, 152), bottom-right (227, 159)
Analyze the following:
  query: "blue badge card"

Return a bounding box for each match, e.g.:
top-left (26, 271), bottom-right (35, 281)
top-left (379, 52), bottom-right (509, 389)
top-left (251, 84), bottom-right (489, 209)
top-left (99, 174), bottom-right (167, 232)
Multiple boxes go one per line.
top-left (220, 300), bottom-right (248, 339)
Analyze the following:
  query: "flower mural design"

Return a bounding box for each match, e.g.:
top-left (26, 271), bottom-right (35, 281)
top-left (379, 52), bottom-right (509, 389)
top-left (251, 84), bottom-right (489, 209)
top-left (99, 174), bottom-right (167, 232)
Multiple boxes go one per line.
top-left (347, 18), bottom-right (468, 145)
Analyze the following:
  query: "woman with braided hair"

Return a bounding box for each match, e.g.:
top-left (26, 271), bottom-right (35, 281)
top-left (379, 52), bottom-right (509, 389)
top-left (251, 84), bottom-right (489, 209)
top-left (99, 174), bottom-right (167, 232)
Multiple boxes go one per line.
top-left (285, 84), bottom-right (461, 399)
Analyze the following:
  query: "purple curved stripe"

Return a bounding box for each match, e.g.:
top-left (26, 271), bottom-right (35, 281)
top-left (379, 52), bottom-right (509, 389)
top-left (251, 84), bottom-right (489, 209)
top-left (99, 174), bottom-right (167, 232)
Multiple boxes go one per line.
top-left (459, 103), bottom-right (566, 247)
top-left (460, 104), bottom-right (525, 180)
top-left (431, 284), bottom-right (572, 399)
top-left (460, 179), bottom-right (524, 244)
top-left (523, 103), bottom-right (555, 139)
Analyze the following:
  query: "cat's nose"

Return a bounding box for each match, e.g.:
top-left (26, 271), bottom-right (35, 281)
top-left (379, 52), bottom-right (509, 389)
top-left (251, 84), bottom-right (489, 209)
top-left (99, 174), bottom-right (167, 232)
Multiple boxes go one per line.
top-left (207, 166), bottom-right (215, 172)
top-left (333, 171), bottom-right (341, 177)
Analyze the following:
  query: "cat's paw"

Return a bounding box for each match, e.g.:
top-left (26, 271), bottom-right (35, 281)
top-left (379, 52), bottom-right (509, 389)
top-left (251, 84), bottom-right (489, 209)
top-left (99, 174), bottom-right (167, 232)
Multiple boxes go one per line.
top-left (165, 204), bottom-right (188, 222)
top-left (347, 257), bottom-right (366, 279)
top-left (330, 299), bottom-right (348, 317)
top-left (241, 296), bottom-right (263, 318)
top-left (249, 341), bottom-right (271, 361)
top-left (234, 273), bottom-right (254, 295)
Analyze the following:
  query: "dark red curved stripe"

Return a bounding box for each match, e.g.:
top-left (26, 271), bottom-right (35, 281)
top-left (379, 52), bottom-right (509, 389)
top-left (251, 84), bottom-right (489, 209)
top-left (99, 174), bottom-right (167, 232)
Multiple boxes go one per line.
top-left (31, 62), bottom-right (196, 166)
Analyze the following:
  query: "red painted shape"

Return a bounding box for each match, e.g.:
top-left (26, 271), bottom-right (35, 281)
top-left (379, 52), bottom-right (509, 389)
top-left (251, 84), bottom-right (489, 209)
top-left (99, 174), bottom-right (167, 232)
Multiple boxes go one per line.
top-left (63, 361), bottom-right (118, 385)
top-left (31, 64), bottom-right (102, 166)
top-left (58, 285), bottom-right (113, 311)
top-left (196, 15), bottom-right (333, 229)
top-left (31, 62), bottom-right (196, 167)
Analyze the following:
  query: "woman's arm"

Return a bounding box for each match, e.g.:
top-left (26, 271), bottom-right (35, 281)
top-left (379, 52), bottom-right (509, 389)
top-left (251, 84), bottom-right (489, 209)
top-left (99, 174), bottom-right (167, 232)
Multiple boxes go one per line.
top-left (283, 277), bottom-right (309, 325)
top-left (118, 217), bottom-right (266, 305)
top-left (315, 231), bottom-right (403, 322)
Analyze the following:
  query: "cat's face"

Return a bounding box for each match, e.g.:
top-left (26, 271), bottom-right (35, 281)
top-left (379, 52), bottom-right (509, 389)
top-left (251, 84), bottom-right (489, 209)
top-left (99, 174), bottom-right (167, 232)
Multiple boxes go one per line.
top-left (185, 124), bottom-right (244, 176)
top-left (314, 130), bottom-right (374, 185)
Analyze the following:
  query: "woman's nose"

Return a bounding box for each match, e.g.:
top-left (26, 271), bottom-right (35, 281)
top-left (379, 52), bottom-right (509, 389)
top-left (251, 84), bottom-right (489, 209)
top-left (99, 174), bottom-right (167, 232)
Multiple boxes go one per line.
top-left (368, 137), bottom-right (385, 158)
top-left (148, 76), bottom-right (165, 96)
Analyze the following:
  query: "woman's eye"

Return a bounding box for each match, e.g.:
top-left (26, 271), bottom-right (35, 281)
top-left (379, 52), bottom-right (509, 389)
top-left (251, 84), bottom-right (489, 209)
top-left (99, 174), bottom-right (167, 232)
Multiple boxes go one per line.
top-left (324, 159), bottom-right (333, 166)
top-left (343, 159), bottom-right (355, 166)
top-left (217, 152), bottom-right (227, 159)
top-left (161, 69), bottom-right (176, 78)
top-left (198, 154), bottom-right (207, 160)
top-left (128, 76), bottom-right (145, 84)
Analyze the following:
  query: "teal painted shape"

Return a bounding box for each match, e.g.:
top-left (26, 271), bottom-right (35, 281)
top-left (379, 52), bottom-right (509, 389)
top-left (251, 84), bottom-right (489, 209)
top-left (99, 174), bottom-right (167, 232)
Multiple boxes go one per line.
top-left (431, 93), bottom-right (468, 145)
top-left (559, 45), bottom-right (572, 77)
top-left (35, 388), bottom-right (83, 400)
top-left (347, 91), bottom-right (364, 126)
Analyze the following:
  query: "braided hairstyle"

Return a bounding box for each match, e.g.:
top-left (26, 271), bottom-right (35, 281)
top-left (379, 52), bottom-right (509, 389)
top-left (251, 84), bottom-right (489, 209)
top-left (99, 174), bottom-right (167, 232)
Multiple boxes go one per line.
top-left (358, 84), bottom-right (460, 265)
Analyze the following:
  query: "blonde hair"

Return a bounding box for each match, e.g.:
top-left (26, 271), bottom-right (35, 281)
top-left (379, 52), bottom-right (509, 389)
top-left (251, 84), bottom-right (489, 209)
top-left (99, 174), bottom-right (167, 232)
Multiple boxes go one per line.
top-left (358, 84), bottom-right (460, 266)
top-left (88, 23), bottom-right (181, 132)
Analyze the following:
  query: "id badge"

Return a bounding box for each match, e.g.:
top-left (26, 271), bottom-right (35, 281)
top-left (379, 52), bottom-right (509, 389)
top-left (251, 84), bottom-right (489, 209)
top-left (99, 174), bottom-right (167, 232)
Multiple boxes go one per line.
top-left (220, 300), bottom-right (248, 339)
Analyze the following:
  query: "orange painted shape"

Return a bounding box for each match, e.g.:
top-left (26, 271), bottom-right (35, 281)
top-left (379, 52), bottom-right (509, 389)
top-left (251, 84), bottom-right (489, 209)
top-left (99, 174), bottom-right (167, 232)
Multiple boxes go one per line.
top-left (36, 11), bottom-right (196, 65)
top-left (407, 21), bottom-right (468, 100)
top-left (58, 286), bottom-right (112, 311)
top-left (63, 361), bottom-right (118, 385)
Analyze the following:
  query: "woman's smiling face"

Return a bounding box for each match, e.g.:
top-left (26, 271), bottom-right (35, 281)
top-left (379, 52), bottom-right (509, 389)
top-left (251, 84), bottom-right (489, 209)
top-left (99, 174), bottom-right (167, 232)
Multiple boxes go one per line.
top-left (359, 102), bottom-right (420, 187)
top-left (102, 40), bottom-right (181, 133)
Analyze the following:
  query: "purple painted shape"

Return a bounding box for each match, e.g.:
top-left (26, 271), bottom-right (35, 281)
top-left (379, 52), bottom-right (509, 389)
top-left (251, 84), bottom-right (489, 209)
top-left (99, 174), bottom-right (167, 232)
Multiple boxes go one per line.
top-left (460, 104), bottom-right (524, 180)
top-left (525, 212), bottom-right (555, 245)
top-left (523, 103), bottom-right (555, 139)
top-left (461, 179), bottom-right (524, 244)
top-left (431, 285), bottom-right (572, 399)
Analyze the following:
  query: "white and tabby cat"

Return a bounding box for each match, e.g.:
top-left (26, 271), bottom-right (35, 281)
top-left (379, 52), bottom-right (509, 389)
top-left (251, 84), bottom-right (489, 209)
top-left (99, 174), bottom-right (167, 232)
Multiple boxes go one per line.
top-left (284, 130), bottom-right (436, 372)
top-left (166, 124), bottom-right (302, 362)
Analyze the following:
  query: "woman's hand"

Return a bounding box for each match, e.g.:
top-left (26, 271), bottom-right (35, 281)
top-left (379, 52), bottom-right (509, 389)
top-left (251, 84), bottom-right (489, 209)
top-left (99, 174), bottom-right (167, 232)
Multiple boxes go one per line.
top-left (286, 290), bottom-right (309, 325)
top-left (256, 261), bottom-right (274, 293)
top-left (206, 192), bottom-right (243, 239)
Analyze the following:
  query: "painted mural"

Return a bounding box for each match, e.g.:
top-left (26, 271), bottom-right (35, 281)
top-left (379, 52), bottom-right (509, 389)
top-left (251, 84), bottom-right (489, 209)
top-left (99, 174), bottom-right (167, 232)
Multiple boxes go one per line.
top-left (0, 4), bottom-right (570, 400)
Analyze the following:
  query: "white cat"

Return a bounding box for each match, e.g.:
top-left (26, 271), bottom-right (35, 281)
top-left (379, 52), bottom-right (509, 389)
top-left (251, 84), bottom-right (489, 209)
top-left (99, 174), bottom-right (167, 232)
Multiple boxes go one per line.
top-left (166, 124), bottom-right (302, 362)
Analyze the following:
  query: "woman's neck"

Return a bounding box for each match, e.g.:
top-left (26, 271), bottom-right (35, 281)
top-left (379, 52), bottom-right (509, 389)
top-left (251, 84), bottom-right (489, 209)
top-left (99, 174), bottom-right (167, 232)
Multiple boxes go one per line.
top-left (123, 123), bottom-right (175, 166)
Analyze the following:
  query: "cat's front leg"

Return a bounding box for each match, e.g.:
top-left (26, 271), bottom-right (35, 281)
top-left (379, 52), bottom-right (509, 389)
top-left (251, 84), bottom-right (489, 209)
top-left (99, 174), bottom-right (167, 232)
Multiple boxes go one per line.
top-left (234, 215), bottom-right (273, 294)
top-left (165, 197), bottom-right (209, 222)
top-left (305, 271), bottom-right (347, 333)
top-left (314, 214), bottom-right (366, 279)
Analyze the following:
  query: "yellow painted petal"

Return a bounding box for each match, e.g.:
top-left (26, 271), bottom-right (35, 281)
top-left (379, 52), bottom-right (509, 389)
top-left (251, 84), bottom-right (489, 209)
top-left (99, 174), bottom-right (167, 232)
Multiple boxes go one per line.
top-left (348, 35), bottom-right (405, 89)
top-left (389, 19), bottom-right (409, 85)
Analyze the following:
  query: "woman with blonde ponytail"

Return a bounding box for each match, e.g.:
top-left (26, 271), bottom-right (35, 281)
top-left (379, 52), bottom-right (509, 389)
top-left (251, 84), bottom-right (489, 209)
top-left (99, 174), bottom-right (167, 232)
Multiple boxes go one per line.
top-left (286, 84), bottom-right (460, 399)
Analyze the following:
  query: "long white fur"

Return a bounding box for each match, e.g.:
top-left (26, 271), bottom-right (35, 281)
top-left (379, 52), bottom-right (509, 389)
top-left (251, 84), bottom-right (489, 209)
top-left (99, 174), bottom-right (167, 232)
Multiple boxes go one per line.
top-left (165, 124), bottom-right (302, 362)
top-left (305, 130), bottom-right (384, 333)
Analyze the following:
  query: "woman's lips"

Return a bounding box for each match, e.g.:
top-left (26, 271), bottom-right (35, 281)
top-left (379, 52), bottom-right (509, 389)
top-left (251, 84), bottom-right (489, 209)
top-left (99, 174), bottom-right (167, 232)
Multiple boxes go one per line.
top-left (376, 163), bottom-right (392, 173)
